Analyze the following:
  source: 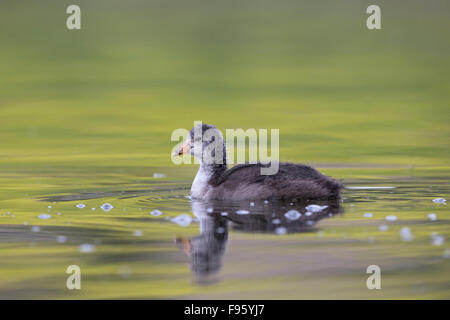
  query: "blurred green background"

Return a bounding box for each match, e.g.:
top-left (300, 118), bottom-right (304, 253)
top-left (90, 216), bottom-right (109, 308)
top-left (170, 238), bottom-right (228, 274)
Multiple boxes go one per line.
top-left (0, 0), bottom-right (449, 169)
top-left (0, 0), bottom-right (449, 300)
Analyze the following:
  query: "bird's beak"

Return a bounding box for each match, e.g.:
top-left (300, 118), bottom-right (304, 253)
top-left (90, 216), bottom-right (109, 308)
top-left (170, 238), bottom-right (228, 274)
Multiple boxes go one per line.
top-left (175, 138), bottom-right (191, 156)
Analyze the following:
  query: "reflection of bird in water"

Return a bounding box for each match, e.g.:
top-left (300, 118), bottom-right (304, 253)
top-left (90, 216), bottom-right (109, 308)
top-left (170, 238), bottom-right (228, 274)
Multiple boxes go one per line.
top-left (176, 199), bottom-right (342, 285)
top-left (176, 201), bottom-right (228, 285)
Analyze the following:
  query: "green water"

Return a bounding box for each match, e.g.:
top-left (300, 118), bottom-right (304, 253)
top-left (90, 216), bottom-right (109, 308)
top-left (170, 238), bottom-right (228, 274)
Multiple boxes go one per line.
top-left (0, 0), bottom-right (449, 299)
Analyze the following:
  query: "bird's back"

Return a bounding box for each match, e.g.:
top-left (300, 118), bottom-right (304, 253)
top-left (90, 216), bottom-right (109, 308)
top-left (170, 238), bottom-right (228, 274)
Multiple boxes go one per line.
top-left (208, 162), bottom-right (342, 201)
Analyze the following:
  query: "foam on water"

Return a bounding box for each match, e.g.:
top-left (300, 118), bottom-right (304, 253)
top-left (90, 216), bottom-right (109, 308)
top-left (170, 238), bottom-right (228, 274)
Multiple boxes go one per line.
top-left (151, 209), bottom-right (163, 216)
top-left (153, 173), bottom-right (166, 178)
top-left (346, 186), bottom-right (396, 190)
top-left (284, 210), bottom-right (301, 220)
top-left (431, 233), bottom-right (445, 246)
top-left (171, 214), bottom-right (193, 227)
top-left (216, 227), bottom-right (225, 234)
top-left (400, 227), bottom-right (413, 242)
top-left (100, 203), bottom-right (114, 212)
top-left (56, 235), bottom-right (67, 243)
top-left (305, 205), bottom-right (328, 213)
top-left (79, 243), bottom-right (96, 253)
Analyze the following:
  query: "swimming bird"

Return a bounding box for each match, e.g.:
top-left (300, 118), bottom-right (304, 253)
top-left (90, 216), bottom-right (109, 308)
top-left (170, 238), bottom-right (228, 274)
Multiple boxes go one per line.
top-left (175, 123), bottom-right (342, 201)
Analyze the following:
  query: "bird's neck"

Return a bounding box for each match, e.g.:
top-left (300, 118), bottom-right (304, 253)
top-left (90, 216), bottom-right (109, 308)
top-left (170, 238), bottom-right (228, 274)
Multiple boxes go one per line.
top-left (191, 154), bottom-right (227, 198)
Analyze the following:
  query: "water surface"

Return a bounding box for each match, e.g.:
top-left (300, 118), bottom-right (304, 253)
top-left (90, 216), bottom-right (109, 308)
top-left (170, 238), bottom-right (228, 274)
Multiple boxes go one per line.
top-left (0, 166), bottom-right (448, 299)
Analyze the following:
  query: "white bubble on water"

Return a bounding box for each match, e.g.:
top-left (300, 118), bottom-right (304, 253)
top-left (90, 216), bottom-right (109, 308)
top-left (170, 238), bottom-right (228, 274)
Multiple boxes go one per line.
top-left (56, 235), bottom-right (67, 243)
top-left (264, 200), bottom-right (269, 204)
top-left (306, 220), bottom-right (314, 226)
top-left (171, 214), bottom-right (193, 227)
top-left (250, 202), bottom-right (255, 206)
top-left (400, 227), bottom-right (413, 242)
top-left (346, 186), bottom-right (396, 190)
top-left (100, 203), bottom-right (114, 212)
top-left (48, 206), bottom-right (52, 209)
top-left (427, 213), bottom-right (437, 221)
top-left (431, 233), bottom-right (445, 246)
top-left (118, 265), bottom-right (133, 278)
top-left (305, 205), bottom-right (328, 213)
top-left (216, 227), bottom-right (225, 234)
top-left (37, 214), bottom-right (52, 220)
top-left (153, 173), bottom-right (166, 178)
top-left (150, 209), bottom-right (163, 216)
top-left (363, 213), bottom-right (373, 218)
top-left (31, 226), bottom-right (40, 232)
top-left (79, 243), bottom-right (96, 253)
top-left (275, 227), bottom-right (287, 235)
top-left (284, 210), bottom-right (301, 221)
top-left (385, 215), bottom-right (397, 221)
top-left (378, 224), bottom-right (389, 232)
top-left (220, 212), bottom-right (228, 216)
top-left (76, 204), bottom-right (86, 209)
top-left (133, 230), bottom-right (143, 237)
top-left (206, 207), bottom-right (214, 213)
top-left (432, 198), bottom-right (446, 204)
top-left (236, 210), bottom-right (249, 215)
top-left (305, 211), bottom-right (313, 217)
top-left (443, 249), bottom-right (450, 259)
top-left (272, 219), bottom-right (281, 225)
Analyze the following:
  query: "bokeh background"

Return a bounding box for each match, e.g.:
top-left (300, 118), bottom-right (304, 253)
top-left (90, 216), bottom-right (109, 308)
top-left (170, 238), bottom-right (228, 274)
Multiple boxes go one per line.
top-left (0, 0), bottom-right (449, 299)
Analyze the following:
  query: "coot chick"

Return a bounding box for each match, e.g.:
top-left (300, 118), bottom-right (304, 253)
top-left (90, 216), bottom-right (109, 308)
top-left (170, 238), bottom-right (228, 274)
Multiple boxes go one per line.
top-left (175, 123), bottom-right (342, 201)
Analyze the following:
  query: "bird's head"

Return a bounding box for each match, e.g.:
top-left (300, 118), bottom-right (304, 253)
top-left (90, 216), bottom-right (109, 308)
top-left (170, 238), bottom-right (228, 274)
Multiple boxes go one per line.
top-left (175, 123), bottom-right (225, 165)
